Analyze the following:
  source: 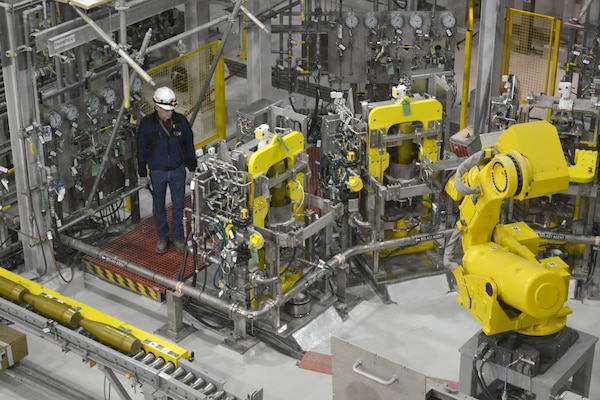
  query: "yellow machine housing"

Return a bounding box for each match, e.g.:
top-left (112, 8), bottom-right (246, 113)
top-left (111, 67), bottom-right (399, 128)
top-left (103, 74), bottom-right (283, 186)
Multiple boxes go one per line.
top-left (247, 130), bottom-right (305, 227)
top-left (246, 130), bottom-right (306, 303)
top-left (569, 148), bottom-right (598, 184)
top-left (367, 96), bottom-right (443, 182)
top-left (452, 120), bottom-right (572, 336)
top-left (364, 96), bottom-right (443, 258)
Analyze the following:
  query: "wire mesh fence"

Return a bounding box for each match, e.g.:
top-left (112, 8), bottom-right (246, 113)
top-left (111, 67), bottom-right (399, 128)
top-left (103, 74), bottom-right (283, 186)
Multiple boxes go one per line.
top-left (502, 9), bottom-right (561, 101)
top-left (142, 41), bottom-right (226, 147)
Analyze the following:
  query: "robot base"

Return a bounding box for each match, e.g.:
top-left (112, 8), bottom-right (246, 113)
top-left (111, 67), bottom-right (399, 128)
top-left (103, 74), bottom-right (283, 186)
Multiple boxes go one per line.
top-left (476, 327), bottom-right (580, 377)
top-left (458, 328), bottom-right (597, 399)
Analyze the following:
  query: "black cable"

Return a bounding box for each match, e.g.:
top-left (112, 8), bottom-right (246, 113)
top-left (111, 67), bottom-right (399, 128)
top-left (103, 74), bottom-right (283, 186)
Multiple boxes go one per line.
top-left (176, 230), bottom-right (193, 282)
top-left (472, 358), bottom-right (496, 400)
top-left (308, 87), bottom-right (321, 140)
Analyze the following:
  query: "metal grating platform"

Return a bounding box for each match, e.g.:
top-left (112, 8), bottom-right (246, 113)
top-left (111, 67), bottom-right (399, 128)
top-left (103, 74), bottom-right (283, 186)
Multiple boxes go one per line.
top-left (82, 203), bottom-right (195, 302)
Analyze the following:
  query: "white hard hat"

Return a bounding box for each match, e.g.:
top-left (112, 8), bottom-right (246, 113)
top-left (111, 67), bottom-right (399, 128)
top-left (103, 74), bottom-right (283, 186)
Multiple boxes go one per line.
top-left (153, 86), bottom-right (177, 110)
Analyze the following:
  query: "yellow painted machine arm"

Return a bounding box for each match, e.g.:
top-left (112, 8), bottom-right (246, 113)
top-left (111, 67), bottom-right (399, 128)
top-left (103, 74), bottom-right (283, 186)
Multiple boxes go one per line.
top-left (451, 120), bottom-right (573, 336)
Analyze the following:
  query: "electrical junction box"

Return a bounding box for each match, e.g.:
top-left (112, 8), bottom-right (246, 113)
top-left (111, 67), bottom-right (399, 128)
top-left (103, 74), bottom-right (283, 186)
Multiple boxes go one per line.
top-left (0, 324), bottom-right (28, 372)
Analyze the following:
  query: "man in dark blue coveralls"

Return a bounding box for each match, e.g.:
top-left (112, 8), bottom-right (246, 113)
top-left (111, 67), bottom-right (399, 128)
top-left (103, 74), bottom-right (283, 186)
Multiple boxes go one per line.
top-left (137, 86), bottom-right (197, 254)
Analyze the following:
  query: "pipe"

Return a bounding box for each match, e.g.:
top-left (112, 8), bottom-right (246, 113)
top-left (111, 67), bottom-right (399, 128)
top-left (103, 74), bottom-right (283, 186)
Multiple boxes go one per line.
top-left (349, 212), bottom-right (372, 229)
top-left (251, 272), bottom-right (280, 285)
top-left (240, 5), bottom-right (270, 34)
top-left (85, 29), bottom-right (152, 207)
top-left (84, 99), bottom-right (127, 208)
top-left (460, 0), bottom-right (474, 130)
top-left (535, 231), bottom-right (600, 246)
top-left (326, 228), bottom-right (456, 270)
top-left (41, 63), bottom-right (121, 102)
top-left (58, 185), bottom-right (144, 232)
top-left (189, 0), bottom-right (245, 126)
top-left (64, 223), bottom-right (453, 323)
top-left (117, 0), bottom-right (130, 109)
top-left (70, 5), bottom-right (155, 86)
top-left (22, 5), bottom-right (44, 124)
top-left (60, 234), bottom-right (240, 317)
top-left (144, 15), bottom-right (229, 54)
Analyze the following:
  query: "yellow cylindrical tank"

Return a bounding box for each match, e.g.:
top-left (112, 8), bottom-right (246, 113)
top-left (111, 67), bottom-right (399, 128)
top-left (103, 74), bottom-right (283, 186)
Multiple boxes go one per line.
top-left (0, 276), bottom-right (30, 302)
top-left (463, 243), bottom-right (568, 319)
top-left (80, 319), bottom-right (142, 355)
top-left (268, 160), bottom-right (287, 207)
top-left (22, 292), bottom-right (82, 328)
top-left (396, 122), bottom-right (413, 165)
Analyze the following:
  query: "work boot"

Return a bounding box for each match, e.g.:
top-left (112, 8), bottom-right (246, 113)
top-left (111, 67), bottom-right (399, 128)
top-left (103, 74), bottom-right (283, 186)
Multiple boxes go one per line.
top-left (173, 239), bottom-right (186, 254)
top-left (156, 238), bottom-right (168, 254)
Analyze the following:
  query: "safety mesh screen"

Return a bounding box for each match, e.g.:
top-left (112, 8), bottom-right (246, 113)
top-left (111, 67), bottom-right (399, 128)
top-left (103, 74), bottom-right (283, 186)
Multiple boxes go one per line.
top-left (502, 9), bottom-right (561, 100)
top-left (141, 41), bottom-right (226, 146)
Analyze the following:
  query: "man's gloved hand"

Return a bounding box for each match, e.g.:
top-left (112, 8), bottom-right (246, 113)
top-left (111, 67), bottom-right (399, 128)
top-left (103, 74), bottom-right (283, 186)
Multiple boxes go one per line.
top-left (139, 176), bottom-right (149, 188)
top-left (186, 171), bottom-right (194, 187)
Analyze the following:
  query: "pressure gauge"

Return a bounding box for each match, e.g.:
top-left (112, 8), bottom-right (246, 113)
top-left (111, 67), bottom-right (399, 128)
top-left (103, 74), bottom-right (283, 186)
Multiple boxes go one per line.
top-left (441, 11), bottom-right (456, 28)
top-left (409, 13), bottom-right (423, 29)
top-left (86, 94), bottom-right (101, 115)
top-left (47, 110), bottom-right (62, 128)
top-left (345, 12), bottom-right (358, 29)
top-left (131, 77), bottom-right (143, 93)
top-left (364, 12), bottom-right (379, 29)
top-left (101, 87), bottom-right (117, 105)
top-left (63, 103), bottom-right (79, 121)
top-left (390, 12), bottom-right (404, 29)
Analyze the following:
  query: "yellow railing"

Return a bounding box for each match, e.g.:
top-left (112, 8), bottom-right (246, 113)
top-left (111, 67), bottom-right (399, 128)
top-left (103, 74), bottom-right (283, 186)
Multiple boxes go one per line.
top-left (143, 41), bottom-right (226, 147)
top-left (502, 9), bottom-right (561, 100)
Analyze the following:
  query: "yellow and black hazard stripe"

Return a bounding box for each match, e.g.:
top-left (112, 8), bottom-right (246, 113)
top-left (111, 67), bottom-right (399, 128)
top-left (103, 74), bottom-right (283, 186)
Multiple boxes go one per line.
top-left (82, 259), bottom-right (163, 301)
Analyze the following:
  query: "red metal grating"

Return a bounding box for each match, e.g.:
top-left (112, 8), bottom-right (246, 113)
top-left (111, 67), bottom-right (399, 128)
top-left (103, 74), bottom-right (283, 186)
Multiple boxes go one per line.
top-left (296, 351), bottom-right (332, 375)
top-left (82, 200), bottom-right (197, 300)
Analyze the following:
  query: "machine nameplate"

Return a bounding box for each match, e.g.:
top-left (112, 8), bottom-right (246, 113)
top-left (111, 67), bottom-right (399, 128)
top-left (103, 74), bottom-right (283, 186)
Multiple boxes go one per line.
top-left (538, 232), bottom-right (566, 241)
top-left (143, 339), bottom-right (180, 358)
top-left (414, 233), bottom-right (443, 242)
top-left (53, 34), bottom-right (76, 51)
top-left (101, 255), bottom-right (126, 268)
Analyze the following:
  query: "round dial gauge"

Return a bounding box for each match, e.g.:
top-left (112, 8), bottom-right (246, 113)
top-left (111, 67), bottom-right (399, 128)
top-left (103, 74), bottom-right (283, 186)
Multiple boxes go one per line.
top-left (409, 13), bottom-right (423, 29)
top-left (441, 12), bottom-right (456, 28)
top-left (345, 13), bottom-right (358, 29)
top-left (390, 12), bottom-right (404, 29)
top-left (87, 94), bottom-right (101, 114)
top-left (63, 103), bottom-right (79, 121)
top-left (102, 87), bottom-right (117, 105)
top-left (47, 110), bottom-right (62, 128)
top-left (364, 12), bottom-right (379, 29)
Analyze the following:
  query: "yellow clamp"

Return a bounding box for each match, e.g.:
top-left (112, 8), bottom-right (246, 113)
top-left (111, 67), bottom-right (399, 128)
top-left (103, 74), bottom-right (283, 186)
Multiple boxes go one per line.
top-left (347, 175), bottom-right (363, 192)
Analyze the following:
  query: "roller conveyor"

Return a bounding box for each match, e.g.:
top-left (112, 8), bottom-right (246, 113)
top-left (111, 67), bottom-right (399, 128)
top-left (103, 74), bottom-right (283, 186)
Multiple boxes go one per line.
top-left (0, 268), bottom-right (262, 400)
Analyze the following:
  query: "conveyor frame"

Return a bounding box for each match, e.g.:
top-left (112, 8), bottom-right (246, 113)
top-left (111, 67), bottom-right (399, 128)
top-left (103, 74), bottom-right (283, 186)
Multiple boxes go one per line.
top-left (0, 297), bottom-right (262, 400)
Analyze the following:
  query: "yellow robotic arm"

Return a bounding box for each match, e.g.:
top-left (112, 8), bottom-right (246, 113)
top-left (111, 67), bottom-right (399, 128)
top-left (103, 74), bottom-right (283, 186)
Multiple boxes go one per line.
top-left (450, 120), bottom-right (572, 336)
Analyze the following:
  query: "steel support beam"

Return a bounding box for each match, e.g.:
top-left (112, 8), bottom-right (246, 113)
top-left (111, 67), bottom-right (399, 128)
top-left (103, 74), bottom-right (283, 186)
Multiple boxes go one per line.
top-left (473, 0), bottom-right (507, 135)
top-left (33, 0), bottom-right (189, 56)
top-left (0, 5), bottom-right (54, 275)
top-left (246, 0), bottom-right (273, 102)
